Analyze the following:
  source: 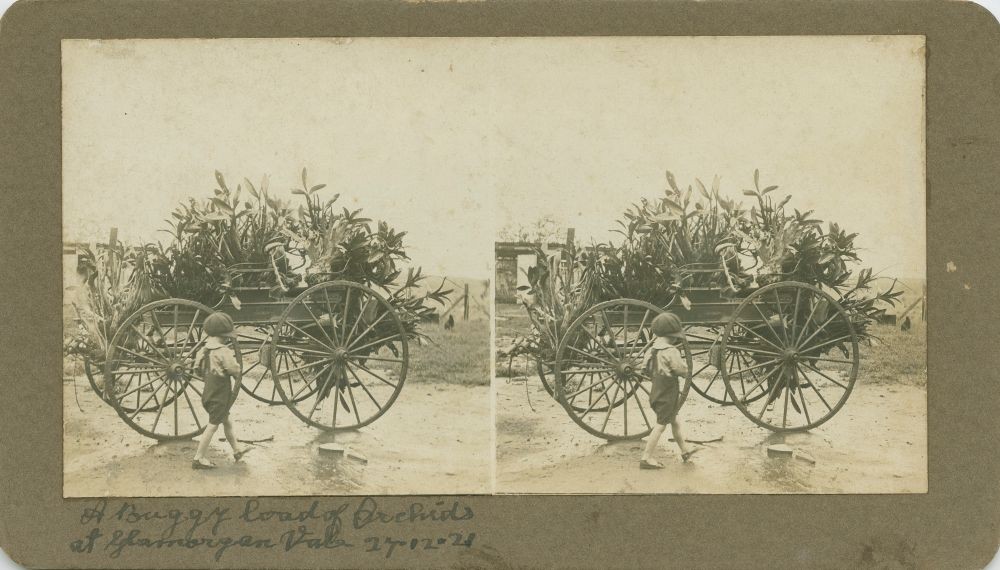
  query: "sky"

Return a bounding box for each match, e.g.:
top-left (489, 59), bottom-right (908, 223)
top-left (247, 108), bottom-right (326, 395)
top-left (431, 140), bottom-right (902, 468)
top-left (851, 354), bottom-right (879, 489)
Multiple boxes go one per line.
top-left (63, 36), bottom-right (925, 280)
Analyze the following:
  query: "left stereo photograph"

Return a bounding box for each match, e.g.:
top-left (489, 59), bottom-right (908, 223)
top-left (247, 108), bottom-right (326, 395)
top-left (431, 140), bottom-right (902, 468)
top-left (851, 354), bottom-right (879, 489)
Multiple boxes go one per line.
top-left (61, 39), bottom-right (493, 497)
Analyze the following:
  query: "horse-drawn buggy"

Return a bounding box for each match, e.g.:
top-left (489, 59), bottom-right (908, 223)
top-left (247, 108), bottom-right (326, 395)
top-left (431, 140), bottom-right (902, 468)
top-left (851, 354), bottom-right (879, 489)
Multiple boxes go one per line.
top-left (84, 259), bottom-right (412, 442)
top-left (507, 172), bottom-right (898, 442)
top-left (530, 262), bottom-right (861, 441)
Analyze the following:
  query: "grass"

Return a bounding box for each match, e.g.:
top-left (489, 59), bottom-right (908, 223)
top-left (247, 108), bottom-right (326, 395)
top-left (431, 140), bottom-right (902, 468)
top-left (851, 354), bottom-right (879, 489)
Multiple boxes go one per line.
top-left (858, 321), bottom-right (927, 386)
top-left (407, 318), bottom-right (490, 386)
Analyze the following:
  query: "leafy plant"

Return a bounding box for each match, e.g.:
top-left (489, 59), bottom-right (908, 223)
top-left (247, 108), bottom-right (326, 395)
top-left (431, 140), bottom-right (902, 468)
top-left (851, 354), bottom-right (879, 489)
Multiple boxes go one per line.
top-left (67, 243), bottom-right (159, 362)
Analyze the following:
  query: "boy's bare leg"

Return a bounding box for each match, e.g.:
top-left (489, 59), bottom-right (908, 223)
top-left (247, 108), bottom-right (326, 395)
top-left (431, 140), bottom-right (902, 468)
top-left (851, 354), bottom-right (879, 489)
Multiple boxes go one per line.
top-left (222, 419), bottom-right (240, 456)
top-left (641, 423), bottom-right (669, 465)
top-left (671, 418), bottom-right (696, 458)
top-left (194, 423), bottom-right (220, 465)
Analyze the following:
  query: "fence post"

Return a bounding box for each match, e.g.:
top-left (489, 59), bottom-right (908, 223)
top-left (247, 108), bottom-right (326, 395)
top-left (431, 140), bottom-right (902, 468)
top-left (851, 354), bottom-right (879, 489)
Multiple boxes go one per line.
top-left (463, 284), bottom-right (470, 320)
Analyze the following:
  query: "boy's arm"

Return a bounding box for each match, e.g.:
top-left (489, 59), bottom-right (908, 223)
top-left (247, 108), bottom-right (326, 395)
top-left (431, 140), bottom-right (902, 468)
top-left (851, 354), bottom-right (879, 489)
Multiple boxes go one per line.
top-left (662, 348), bottom-right (688, 377)
top-left (219, 347), bottom-right (243, 382)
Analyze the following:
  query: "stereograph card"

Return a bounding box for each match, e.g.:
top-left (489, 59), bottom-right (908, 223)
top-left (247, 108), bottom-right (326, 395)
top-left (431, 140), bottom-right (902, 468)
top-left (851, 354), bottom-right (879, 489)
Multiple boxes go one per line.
top-left (0, 1), bottom-right (998, 568)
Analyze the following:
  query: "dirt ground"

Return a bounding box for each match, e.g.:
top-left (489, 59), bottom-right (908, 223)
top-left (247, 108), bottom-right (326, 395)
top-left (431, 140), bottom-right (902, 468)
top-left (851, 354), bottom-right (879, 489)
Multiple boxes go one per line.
top-left (63, 378), bottom-right (491, 497)
top-left (495, 375), bottom-right (927, 494)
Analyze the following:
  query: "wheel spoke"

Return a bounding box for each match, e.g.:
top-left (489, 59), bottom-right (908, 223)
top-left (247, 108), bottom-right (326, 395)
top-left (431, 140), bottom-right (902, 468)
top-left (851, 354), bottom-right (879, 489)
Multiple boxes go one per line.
top-left (739, 364), bottom-right (782, 405)
top-left (114, 344), bottom-right (166, 367)
top-left (598, 310), bottom-right (623, 359)
top-left (183, 337), bottom-right (208, 360)
top-left (284, 321), bottom-right (336, 353)
top-left (751, 302), bottom-right (783, 347)
top-left (116, 372), bottom-right (167, 400)
top-left (796, 312), bottom-right (841, 351)
top-left (345, 310), bottom-right (390, 352)
top-left (298, 299), bottom-right (337, 349)
top-left (796, 363), bottom-right (833, 411)
top-left (345, 362), bottom-right (384, 409)
top-left (109, 367), bottom-right (163, 376)
top-left (796, 369), bottom-right (812, 424)
top-left (306, 366), bottom-right (336, 421)
top-left (773, 289), bottom-right (790, 344)
top-left (348, 333), bottom-right (403, 357)
top-left (321, 289), bottom-right (342, 346)
top-left (341, 287), bottom-right (353, 341)
top-left (128, 376), bottom-right (169, 420)
top-left (794, 296), bottom-right (823, 346)
top-left (348, 359), bottom-right (399, 389)
top-left (562, 367), bottom-right (616, 376)
top-left (343, 374), bottom-right (362, 426)
top-left (599, 380), bottom-right (623, 432)
top-left (344, 294), bottom-right (371, 348)
top-left (181, 385), bottom-right (203, 431)
top-left (577, 325), bottom-right (620, 363)
top-left (629, 376), bottom-right (653, 431)
top-left (799, 334), bottom-right (855, 355)
top-left (725, 344), bottom-right (782, 357)
top-left (781, 372), bottom-right (791, 428)
top-left (355, 356), bottom-right (404, 365)
top-left (800, 361), bottom-right (850, 390)
top-left (790, 289), bottom-right (802, 342)
top-left (727, 357), bottom-right (782, 376)
top-left (755, 368), bottom-right (784, 420)
top-left (807, 356), bottom-right (855, 366)
top-left (565, 371), bottom-right (615, 400)
top-left (564, 345), bottom-right (618, 368)
top-left (734, 321), bottom-right (784, 352)
top-left (272, 343), bottom-right (333, 358)
top-left (274, 357), bottom-right (335, 378)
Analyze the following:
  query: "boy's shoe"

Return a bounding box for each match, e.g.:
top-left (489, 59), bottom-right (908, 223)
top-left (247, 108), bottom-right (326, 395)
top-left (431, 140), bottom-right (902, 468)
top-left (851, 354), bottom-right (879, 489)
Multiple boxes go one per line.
top-left (639, 459), bottom-right (664, 470)
top-left (681, 448), bottom-right (702, 463)
top-left (234, 448), bottom-right (252, 462)
top-left (192, 460), bottom-right (216, 470)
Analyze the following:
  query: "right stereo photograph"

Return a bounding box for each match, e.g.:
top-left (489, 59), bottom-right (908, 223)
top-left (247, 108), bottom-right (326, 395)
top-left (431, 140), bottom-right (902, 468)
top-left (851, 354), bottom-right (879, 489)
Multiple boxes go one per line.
top-left (493, 35), bottom-right (926, 494)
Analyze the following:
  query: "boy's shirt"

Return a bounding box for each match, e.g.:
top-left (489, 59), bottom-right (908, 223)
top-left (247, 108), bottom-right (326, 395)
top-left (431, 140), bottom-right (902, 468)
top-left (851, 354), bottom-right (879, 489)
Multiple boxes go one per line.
top-left (643, 337), bottom-right (686, 377)
top-left (200, 337), bottom-right (240, 378)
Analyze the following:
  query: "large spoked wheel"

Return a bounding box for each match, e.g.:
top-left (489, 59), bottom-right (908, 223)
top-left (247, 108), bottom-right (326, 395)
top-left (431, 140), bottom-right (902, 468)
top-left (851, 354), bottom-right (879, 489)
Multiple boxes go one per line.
top-left (87, 357), bottom-right (167, 413)
top-left (236, 324), bottom-right (319, 405)
top-left (685, 325), bottom-right (768, 407)
top-left (720, 281), bottom-right (859, 432)
top-left (270, 281), bottom-right (409, 431)
top-left (105, 299), bottom-right (241, 441)
top-left (554, 299), bottom-right (693, 441)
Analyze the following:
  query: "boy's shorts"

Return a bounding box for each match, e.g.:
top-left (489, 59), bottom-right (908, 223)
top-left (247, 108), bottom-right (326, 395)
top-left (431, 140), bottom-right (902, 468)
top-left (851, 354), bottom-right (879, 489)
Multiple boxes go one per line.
top-left (649, 372), bottom-right (680, 425)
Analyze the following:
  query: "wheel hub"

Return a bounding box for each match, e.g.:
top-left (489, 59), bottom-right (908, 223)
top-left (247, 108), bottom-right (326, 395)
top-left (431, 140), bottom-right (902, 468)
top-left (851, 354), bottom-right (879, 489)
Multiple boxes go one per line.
top-left (782, 348), bottom-right (799, 363)
top-left (166, 359), bottom-right (186, 380)
top-left (331, 347), bottom-right (349, 363)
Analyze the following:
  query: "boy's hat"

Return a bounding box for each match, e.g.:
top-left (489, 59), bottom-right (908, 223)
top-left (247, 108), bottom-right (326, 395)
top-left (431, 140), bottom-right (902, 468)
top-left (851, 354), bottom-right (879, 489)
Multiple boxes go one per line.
top-left (203, 312), bottom-right (236, 338)
top-left (651, 312), bottom-right (684, 338)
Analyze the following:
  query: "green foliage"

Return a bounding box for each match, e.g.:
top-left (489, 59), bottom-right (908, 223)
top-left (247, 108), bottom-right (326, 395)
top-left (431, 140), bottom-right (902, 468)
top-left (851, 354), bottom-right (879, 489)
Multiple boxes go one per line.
top-left (72, 168), bottom-right (450, 360)
top-left (504, 170), bottom-right (902, 364)
top-left (66, 243), bottom-right (158, 362)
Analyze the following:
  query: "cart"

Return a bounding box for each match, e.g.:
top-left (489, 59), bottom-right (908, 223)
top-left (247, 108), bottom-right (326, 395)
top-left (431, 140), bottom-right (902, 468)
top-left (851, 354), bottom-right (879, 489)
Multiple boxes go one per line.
top-left (95, 262), bottom-right (410, 441)
top-left (537, 263), bottom-right (860, 440)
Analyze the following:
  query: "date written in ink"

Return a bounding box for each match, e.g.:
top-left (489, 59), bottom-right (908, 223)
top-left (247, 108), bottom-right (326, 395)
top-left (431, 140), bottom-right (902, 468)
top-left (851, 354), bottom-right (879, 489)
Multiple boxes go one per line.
top-left (364, 532), bottom-right (475, 559)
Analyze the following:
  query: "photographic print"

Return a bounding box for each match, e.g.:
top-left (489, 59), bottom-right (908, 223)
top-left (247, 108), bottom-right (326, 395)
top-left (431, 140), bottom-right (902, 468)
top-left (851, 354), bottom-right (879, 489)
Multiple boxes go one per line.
top-left (493, 36), bottom-right (927, 494)
top-left (61, 39), bottom-right (492, 497)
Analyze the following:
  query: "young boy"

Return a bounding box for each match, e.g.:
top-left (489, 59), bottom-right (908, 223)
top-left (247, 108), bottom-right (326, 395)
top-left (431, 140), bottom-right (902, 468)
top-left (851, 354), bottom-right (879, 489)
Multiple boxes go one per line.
top-left (639, 312), bottom-right (700, 469)
top-left (192, 312), bottom-right (250, 469)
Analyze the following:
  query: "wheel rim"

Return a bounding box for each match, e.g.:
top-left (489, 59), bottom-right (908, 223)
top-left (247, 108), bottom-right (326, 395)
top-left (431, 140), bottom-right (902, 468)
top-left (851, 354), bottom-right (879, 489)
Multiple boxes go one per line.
top-left (105, 299), bottom-right (240, 441)
top-left (720, 282), bottom-right (859, 432)
top-left (555, 299), bottom-right (693, 441)
top-left (270, 281), bottom-right (408, 431)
